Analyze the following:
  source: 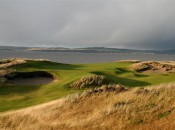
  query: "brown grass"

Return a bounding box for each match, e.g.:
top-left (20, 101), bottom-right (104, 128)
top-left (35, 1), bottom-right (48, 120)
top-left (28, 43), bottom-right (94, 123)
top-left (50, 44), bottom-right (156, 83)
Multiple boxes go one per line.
top-left (67, 75), bottom-right (108, 89)
top-left (132, 61), bottom-right (175, 73)
top-left (0, 58), bottom-right (49, 70)
top-left (1, 83), bottom-right (175, 130)
top-left (0, 58), bottom-right (26, 69)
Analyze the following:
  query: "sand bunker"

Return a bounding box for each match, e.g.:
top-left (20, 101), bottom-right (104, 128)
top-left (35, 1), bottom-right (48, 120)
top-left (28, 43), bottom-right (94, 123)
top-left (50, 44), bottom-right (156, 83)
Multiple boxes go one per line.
top-left (5, 71), bottom-right (54, 85)
top-left (11, 77), bottom-right (53, 85)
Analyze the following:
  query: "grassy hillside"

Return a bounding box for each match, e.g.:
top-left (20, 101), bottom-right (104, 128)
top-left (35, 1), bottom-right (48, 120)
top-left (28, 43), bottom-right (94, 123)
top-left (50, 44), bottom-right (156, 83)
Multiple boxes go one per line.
top-left (0, 60), bottom-right (175, 112)
top-left (0, 83), bottom-right (175, 130)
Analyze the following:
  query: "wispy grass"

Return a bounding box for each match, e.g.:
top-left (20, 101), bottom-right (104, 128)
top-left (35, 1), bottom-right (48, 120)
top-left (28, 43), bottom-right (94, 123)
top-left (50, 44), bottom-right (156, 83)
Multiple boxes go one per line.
top-left (1, 83), bottom-right (175, 130)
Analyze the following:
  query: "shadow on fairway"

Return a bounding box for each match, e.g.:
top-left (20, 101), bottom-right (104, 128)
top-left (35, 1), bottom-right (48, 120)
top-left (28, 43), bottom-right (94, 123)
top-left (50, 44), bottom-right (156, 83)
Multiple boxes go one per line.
top-left (13, 61), bottom-right (83, 71)
top-left (0, 85), bottom-right (42, 95)
top-left (91, 71), bottom-right (151, 87)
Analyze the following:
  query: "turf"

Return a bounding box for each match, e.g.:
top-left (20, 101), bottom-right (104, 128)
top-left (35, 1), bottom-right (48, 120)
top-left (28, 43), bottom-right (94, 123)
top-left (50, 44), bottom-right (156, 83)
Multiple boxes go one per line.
top-left (0, 60), bottom-right (175, 112)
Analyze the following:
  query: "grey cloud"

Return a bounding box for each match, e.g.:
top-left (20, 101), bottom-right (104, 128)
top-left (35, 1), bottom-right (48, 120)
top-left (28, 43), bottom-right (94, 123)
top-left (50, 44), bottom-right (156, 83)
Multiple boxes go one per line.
top-left (0, 0), bottom-right (175, 49)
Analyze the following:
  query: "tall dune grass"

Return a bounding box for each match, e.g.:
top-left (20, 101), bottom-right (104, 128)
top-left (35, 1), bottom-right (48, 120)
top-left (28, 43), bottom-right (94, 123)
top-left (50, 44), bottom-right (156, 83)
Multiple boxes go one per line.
top-left (1, 83), bottom-right (175, 130)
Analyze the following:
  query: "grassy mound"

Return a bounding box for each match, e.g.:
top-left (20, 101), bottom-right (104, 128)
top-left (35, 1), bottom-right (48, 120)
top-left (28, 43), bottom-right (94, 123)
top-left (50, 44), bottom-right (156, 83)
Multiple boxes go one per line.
top-left (132, 61), bottom-right (175, 73)
top-left (67, 75), bottom-right (108, 89)
top-left (132, 62), bottom-right (150, 72)
top-left (1, 83), bottom-right (175, 130)
top-left (0, 58), bottom-right (26, 69)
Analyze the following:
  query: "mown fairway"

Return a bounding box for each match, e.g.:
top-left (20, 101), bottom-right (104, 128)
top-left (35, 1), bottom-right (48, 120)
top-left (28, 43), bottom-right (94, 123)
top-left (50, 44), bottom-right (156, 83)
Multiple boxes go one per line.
top-left (0, 60), bottom-right (175, 112)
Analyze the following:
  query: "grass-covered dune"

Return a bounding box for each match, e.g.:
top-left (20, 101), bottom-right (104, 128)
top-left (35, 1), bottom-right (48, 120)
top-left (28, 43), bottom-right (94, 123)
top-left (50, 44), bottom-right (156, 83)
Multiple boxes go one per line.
top-left (1, 83), bottom-right (175, 130)
top-left (0, 59), bottom-right (175, 112)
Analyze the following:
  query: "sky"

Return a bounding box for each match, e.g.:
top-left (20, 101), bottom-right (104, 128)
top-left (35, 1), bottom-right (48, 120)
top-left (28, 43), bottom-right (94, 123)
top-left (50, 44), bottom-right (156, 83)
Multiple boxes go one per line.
top-left (0, 0), bottom-right (175, 49)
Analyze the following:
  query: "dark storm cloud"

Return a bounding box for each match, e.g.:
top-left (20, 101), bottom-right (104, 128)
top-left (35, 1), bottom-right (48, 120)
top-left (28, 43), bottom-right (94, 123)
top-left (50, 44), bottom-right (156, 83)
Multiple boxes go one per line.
top-left (0, 0), bottom-right (175, 49)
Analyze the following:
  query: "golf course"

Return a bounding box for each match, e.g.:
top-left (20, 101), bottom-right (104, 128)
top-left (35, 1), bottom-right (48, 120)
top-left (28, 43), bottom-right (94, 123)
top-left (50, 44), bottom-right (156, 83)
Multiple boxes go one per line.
top-left (1, 59), bottom-right (175, 112)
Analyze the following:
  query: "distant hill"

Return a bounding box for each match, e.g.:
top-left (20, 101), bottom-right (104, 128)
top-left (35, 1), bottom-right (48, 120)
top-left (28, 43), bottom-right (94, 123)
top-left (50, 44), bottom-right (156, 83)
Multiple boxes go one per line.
top-left (0, 46), bottom-right (175, 54)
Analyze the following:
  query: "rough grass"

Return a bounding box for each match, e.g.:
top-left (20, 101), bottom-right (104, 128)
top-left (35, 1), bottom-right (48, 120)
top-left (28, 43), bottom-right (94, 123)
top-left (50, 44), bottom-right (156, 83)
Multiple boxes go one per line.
top-left (1, 59), bottom-right (175, 112)
top-left (0, 58), bottom-right (26, 69)
top-left (67, 75), bottom-right (108, 89)
top-left (1, 83), bottom-right (175, 130)
top-left (132, 61), bottom-right (175, 73)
